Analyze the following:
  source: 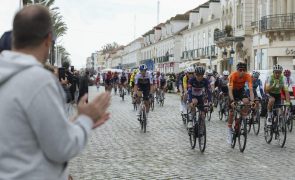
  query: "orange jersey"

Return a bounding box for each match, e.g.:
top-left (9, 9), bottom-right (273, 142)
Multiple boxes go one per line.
top-left (229, 71), bottom-right (252, 90)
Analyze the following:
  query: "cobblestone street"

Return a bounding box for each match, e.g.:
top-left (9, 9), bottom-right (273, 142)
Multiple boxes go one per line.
top-left (70, 86), bottom-right (295, 179)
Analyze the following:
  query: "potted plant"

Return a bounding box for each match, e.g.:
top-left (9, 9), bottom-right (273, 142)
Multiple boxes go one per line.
top-left (225, 25), bottom-right (233, 37)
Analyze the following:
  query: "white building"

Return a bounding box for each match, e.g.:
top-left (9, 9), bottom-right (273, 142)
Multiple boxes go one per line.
top-left (140, 13), bottom-right (190, 73)
top-left (251, 0), bottom-right (295, 70)
top-left (215, 0), bottom-right (253, 73)
top-left (181, 0), bottom-right (221, 71)
top-left (122, 38), bottom-right (143, 70)
top-left (96, 50), bottom-right (106, 71)
top-left (86, 57), bottom-right (92, 69)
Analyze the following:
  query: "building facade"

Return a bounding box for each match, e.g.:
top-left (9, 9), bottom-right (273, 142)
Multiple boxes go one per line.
top-left (181, 0), bottom-right (221, 71)
top-left (251, 0), bottom-right (295, 70)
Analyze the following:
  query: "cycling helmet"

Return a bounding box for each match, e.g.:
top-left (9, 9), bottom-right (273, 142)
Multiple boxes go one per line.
top-left (160, 73), bottom-right (165, 77)
top-left (206, 69), bottom-right (213, 76)
top-left (195, 66), bottom-right (205, 75)
top-left (223, 70), bottom-right (230, 76)
top-left (186, 67), bottom-right (195, 73)
top-left (273, 64), bottom-right (283, 72)
top-left (284, 69), bottom-right (291, 77)
top-left (139, 64), bottom-right (148, 71)
top-left (252, 71), bottom-right (260, 78)
top-left (236, 62), bottom-right (247, 70)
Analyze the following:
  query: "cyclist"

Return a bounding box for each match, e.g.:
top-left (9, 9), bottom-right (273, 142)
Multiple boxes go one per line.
top-left (187, 66), bottom-right (212, 129)
top-left (265, 65), bottom-right (291, 125)
top-left (134, 64), bottom-right (154, 118)
top-left (129, 69), bottom-right (138, 102)
top-left (227, 62), bottom-right (254, 144)
top-left (218, 70), bottom-right (230, 98)
top-left (205, 69), bottom-right (216, 90)
top-left (158, 73), bottom-right (167, 99)
top-left (112, 72), bottom-right (119, 94)
top-left (104, 71), bottom-right (112, 92)
top-left (246, 71), bottom-right (264, 98)
top-left (119, 71), bottom-right (128, 97)
top-left (283, 69), bottom-right (294, 98)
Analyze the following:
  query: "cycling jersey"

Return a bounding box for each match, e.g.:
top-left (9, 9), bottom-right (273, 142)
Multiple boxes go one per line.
top-left (183, 75), bottom-right (189, 91)
top-left (250, 78), bottom-right (264, 97)
top-left (218, 76), bottom-right (229, 94)
top-left (188, 77), bottom-right (211, 101)
top-left (159, 77), bottom-right (166, 87)
top-left (229, 71), bottom-right (253, 90)
top-left (206, 76), bottom-right (215, 86)
top-left (188, 77), bottom-right (212, 111)
top-left (135, 72), bottom-right (153, 100)
top-left (266, 74), bottom-right (287, 94)
top-left (120, 75), bottom-right (127, 84)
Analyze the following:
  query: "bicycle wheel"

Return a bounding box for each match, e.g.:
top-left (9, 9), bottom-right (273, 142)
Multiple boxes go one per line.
top-left (122, 90), bottom-right (125, 101)
top-left (198, 119), bottom-right (206, 152)
top-left (253, 110), bottom-right (260, 135)
top-left (151, 100), bottom-right (154, 111)
top-left (264, 116), bottom-right (273, 144)
top-left (247, 117), bottom-right (252, 133)
top-left (189, 122), bottom-right (197, 149)
top-left (219, 103), bottom-right (223, 121)
top-left (286, 112), bottom-right (293, 132)
top-left (238, 118), bottom-right (247, 152)
top-left (142, 109), bottom-right (147, 133)
top-left (278, 116), bottom-right (287, 148)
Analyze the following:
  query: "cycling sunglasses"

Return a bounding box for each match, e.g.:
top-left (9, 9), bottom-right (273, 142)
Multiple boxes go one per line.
top-left (238, 68), bottom-right (246, 72)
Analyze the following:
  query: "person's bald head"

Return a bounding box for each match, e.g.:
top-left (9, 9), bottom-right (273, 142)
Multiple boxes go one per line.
top-left (12, 5), bottom-right (53, 49)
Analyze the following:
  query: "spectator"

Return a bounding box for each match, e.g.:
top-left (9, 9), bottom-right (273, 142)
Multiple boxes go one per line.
top-left (78, 70), bottom-right (90, 103)
top-left (0, 5), bottom-right (111, 179)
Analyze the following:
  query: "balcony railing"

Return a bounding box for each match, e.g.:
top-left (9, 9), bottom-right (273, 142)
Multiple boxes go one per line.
top-left (214, 30), bottom-right (227, 42)
top-left (260, 13), bottom-right (295, 32)
top-left (181, 45), bottom-right (217, 59)
top-left (251, 21), bottom-right (258, 28)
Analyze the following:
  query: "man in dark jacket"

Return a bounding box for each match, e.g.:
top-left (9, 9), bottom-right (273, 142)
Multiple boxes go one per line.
top-left (78, 70), bottom-right (90, 103)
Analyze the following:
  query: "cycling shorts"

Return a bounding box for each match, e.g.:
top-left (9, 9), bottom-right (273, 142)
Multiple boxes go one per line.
top-left (233, 89), bottom-right (248, 101)
top-left (191, 95), bottom-right (205, 111)
top-left (269, 93), bottom-right (281, 105)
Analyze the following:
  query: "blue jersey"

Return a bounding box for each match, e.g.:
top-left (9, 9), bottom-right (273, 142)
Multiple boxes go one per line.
top-left (188, 77), bottom-right (212, 102)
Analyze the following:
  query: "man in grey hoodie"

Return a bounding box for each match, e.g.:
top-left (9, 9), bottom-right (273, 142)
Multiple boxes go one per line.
top-left (0, 5), bottom-right (111, 180)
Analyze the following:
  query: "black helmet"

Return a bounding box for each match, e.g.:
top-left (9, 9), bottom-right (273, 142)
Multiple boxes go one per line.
top-left (195, 66), bottom-right (205, 75)
top-left (236, 62), bottom-right (247, 70)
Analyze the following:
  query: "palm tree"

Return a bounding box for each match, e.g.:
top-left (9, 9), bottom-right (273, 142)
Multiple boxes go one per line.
top-left (22, 0), bottom-right (68, 65)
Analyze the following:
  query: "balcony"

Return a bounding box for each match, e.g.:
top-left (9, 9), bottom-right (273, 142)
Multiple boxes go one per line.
top-left (214, 29), bottom-right (245, 47)
top-left (181, 46), bottom-right (217, 60)
top-left (260, 13), bottom-right (295, 32)
top-left (251, 21), bottom-right (258, 28)
top-left (155, 54), bottom-right (173, 63)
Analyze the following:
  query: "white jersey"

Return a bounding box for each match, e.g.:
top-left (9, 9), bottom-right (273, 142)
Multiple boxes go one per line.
top-left (135, 71), bottom-right (153, 85)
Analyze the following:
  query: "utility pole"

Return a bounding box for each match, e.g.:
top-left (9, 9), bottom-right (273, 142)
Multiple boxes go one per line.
top-left (134, 14), bottom-right (136, 39)
top-left (157, 0), bottom-right (160, 24)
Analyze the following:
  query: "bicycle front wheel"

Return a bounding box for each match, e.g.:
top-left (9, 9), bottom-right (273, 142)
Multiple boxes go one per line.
top-left (238, 118), bottom-right (247, 152)
top-left (278, 117), bottom-right (287, 148)
top-left (264, 116), bottom-right (273, 144)
top-left (253, 110), bottom-right (260, 135)
top-left (198, 121), bottom-right (206, 153)
top-left (142, 110), bottom-right (147, 133)
top-left (189, 125), bottom-right (197, 149)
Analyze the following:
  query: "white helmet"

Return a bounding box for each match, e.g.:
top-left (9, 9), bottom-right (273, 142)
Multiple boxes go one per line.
top-left (206, 69), bottom-right (213, 76)
top-left (223, 70), bottom-right (230, 76)
top-left (186, 67), bottom-right (195, 73)
top-left (273, 64), bottom-right (283, 72)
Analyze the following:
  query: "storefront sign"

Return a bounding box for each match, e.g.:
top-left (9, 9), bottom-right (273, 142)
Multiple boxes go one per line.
top-left (286, 48), bottom-right (295, 56)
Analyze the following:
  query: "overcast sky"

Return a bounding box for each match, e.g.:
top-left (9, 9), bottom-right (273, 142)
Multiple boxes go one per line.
top-left (1, 0), bottom-right (207, 69)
